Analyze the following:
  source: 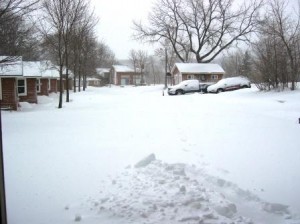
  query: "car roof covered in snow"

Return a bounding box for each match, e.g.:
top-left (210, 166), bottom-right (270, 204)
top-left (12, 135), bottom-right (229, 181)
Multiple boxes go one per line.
top-left (173, 63), bottom-right (225, 74)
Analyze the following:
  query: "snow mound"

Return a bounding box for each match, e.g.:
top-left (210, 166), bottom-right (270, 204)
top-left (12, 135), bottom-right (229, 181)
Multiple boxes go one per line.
top-left (84, 158), bottom-right (300, 224)
top-left (262, 202), bottom-right (289, 215)
top-left (37, 95), bottom-right (54, 104)
top-left (19, 102), bottom-right (35, 110)
top-left (134, 153), bottom-right (156, 168)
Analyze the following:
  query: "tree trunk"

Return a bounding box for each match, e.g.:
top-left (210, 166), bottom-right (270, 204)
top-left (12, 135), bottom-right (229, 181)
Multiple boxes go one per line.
top-left (83, 75), bottom-right (86, 91)
top-left (58, 68), bottom-right (63, 108)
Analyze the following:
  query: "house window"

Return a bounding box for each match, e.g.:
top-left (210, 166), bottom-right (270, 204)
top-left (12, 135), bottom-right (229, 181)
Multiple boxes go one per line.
top-left (36, 79), bottom-right (41, 93)
top-left (187, 74), bottom-right (194, 79)
top-left (212, 75), bottom-right (219, 80)
top-left (201, 75), bottom-right (206, 81)
top-left (17, 79), bottom-right (27, 96)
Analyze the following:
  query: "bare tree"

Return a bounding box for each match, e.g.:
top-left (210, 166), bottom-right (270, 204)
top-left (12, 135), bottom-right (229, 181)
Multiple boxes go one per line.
top-left (145, 55), bottom-right (169, 85)
top-left (96, 41), bottom-right (115, 68)
top-left (41, 0), bottom-right (97, 108)
top-left (67, 2), bottom-right (98, 92)
top-left (133, 0), bottom-right (263, 63)
top-left (252, 0), bottom-right (300, 90)
top-left (220, 49), bottom-right (254, 78)
top-left (0, 0), bottom-right (40, 63)
top-left (265, 0), bottom-right (300, 90)
top-left (129, 49), bottom-right (148, 85)
top-left (137, 50), bottom-right (148, 84)
top-left (0, 0), bottom-right (40, 22)
top-left (129, 49), bottom-right (138, 73)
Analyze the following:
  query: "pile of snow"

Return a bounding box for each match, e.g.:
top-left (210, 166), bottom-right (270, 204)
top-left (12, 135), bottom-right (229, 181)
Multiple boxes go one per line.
top-left (37, 95), bottom-right (55, 104)
top-left (83, 154), bottom-right (299, 224)
top-left (18, 101), bottom-right (35, 110)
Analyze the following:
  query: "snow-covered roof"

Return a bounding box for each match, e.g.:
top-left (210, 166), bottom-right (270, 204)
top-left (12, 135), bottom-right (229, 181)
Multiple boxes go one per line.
top-left (23, 61), bottom-right (43, 77)
top-left (87, 77), bottom-right (101, 81)
top-left (39, 61), bottom-right (59, 78)
top-left (96, 68), bottom-right (110, 74)
top-left (112, 65), bottom-right (135, 73)
top-left (0, 56), bottom-right (23, 77)
top-left (42, 67), bottom-right (60, 78)
top-left (173, 63), bottom-right (225, 74)
top-left (23, 61), bottom-right (68, 78)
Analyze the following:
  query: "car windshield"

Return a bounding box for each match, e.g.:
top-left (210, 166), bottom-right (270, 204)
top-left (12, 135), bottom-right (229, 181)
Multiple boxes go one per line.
top-left (1, 1), bottom-right (300, 224)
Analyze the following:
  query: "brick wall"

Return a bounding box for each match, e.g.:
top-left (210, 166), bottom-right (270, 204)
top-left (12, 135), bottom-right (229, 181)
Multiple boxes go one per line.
top-left (19, 78), bottom-right (38, 104)
top-left (117, 72), bottom-right (137, 85)
top-left (39, 78), bottom-right (49, 96)
top-left (49, 79), bottom-right (57, 93)
top-left (57, 79), bottom-right (72, 91)
top-left (1, 78), bottom-right (18, 110)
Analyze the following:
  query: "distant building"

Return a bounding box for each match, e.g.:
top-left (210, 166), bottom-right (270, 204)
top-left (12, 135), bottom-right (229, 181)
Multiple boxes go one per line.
top-left (96, 68), bottom-right (110, 86)
top-left (171, 63), bottom-right (225, 85)
top-left (111, 65), bottom-right (141, 86)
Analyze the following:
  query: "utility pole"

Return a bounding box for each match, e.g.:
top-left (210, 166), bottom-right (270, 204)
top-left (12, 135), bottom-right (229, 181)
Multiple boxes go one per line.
top-left (164, 48), bottom-right (168, 89)
top-left (0, 102), bottom-right (8, 224)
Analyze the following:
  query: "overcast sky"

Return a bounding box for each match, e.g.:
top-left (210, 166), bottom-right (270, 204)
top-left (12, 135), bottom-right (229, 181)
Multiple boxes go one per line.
top-left (90, 0), bottom-right (157, 60)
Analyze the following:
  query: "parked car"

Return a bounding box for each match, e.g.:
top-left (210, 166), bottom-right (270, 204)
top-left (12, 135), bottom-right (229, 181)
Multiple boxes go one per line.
top-left (168, 80), bottom-right (213, 95)
top-left (207, 76), bottom-right (251, 93)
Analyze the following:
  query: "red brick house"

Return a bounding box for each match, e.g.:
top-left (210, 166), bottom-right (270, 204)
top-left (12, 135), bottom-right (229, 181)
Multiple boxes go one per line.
top-left (0, 58), bottom-right (23, 110)
top-left (20, 61), bottom-right (43, 104)
top-left (171, 63), bottom-right (225, 85)
top-left (111, 65), bottom-right (141, 86)
top-left (56, 67), bottom-right (73, 91)
top-left (40, 62), bottom-right (60, 94)
top-left (0, 59), bottom-right (61, 110)
top-left (23, 61), bottom-right (60, 98)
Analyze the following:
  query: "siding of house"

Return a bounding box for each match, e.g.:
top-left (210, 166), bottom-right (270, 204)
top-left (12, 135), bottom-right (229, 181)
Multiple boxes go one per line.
top-left (116, 73), bottom-right (142, 85)
top-left (1, 78), bottom-right (18, 110)
top-left (182, 73), bottom-right (223, 82)
top-left (57, 78), bottom-right (72, 91)
top-left (39, 78), bottom-right (49, 96)
top-left (117, 73), bottom-right (132, 85)
top-left (19, 78), bottom-right (38, 104)
top-left (49, 79), bottom-right (57, 93)
top-left (88, 79), bottom-right (101, 87)
top-left (64, 79), bottom-right (72, 90)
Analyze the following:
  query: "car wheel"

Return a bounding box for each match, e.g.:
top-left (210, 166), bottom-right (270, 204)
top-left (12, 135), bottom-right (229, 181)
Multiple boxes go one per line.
top-left (176, 90), bottom-right (184, 95)
top-left (216, 88), bottom-right (224, 93)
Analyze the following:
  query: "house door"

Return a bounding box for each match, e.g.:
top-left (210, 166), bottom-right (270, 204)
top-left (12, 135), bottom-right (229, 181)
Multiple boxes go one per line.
top-left (121, 78), bottom-right (129, 85)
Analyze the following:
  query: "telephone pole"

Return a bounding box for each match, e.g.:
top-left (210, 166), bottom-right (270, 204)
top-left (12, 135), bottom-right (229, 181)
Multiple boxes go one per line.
top-left (0, 102), bottom-right (8, 224)
top-left (164, 48), bottom-right (168, 89)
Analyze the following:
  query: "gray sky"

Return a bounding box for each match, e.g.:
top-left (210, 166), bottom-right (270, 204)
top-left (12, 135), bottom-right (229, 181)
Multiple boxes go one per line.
top-left (91, 0), bottom-right (157, 60)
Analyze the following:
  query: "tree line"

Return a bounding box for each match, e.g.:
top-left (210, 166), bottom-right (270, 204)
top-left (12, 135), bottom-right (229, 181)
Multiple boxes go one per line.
top-left (133, 0), bottom-right (300, 91)
top-left (0, 0), bottom-right (116, 108)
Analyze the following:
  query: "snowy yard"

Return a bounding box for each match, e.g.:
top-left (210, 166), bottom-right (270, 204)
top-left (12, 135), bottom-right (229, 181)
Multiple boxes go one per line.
top-left (2, 85), bottom-right (300, 224)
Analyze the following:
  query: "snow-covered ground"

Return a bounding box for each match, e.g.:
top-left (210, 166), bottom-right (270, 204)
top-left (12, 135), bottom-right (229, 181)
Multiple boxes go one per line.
top-left (2, 85), bottom-right (300, 224)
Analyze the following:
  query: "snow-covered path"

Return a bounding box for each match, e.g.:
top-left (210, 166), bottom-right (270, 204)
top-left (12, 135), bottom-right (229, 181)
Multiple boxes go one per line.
top-left (2, 85), bottom-right (300, 223)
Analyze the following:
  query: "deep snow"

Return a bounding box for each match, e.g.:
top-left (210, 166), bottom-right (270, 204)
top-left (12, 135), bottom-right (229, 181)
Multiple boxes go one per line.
top-left (2, 85), bottom-right (300, 224)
